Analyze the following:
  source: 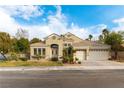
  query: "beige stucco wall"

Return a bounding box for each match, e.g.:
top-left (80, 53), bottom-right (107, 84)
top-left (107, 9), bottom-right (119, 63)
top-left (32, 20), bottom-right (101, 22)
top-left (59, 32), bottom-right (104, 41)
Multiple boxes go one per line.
top-left (30, 46), bottom-right (46, 59)
top-left (30, 33), bottom-right (87, 60)
top-left (45, 36), bottom-right (64, 59)
top-left (64, 34), bottom-right (82, 43)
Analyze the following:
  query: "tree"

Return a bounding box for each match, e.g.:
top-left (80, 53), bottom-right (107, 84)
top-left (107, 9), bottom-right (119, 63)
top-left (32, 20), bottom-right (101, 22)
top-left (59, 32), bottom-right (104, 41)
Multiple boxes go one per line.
top-left (0, 32), bottom-right (11, 53)
top-left (102, 29), bottom-right (109, 39)
top-left (11, 37), bottom-right (19, 53)
top-left (16, 38), bottom-right (30, 53)
top-left (98, 35), bottom-right (103, 42)
top-left (16, 28), bottom-right (29, 39)
top-left (63, 46), bottom-right (74, 64)
top-left (30, 38), bottom-right (41, 44)
top-left (88, 34), bottom-right (93, 41)
top-left (118, 31), bottom-right (124, 40)
top-left (104, 32), bottom-right (123, 59)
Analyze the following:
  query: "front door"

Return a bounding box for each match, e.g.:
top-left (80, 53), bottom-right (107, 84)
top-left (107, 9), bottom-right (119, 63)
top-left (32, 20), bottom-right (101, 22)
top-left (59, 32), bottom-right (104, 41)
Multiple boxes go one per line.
top-left (51, 44), bottom-right (59, 58)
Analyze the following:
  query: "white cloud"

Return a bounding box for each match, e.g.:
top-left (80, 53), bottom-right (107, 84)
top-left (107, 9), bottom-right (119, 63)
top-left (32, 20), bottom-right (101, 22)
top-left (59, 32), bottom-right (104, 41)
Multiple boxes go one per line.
top-left (0, 5), bottom-right (45, 39)
top-left (112, 17), bottom-right (124, 31)
top-left (0, 5), bottom-right (43, 20)
top-left (0, 5), bottom-right (107, 40)
top-left (0, 10), bottom-right (18, 37)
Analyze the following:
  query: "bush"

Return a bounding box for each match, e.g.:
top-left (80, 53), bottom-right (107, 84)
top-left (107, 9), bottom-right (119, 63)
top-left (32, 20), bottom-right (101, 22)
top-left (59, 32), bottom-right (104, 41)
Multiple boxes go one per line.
top-left (68, 56), bottom-right (74, 64)
top-left (51, 57), bottom-right (58, 61)
top-left (32, 55), bottom-right (44, 60)
top-left (75, 57), bottom-right (79, 61)
top-left (10, 53), bottom-right (18, 61)
top-left (19, 57), bottom-right (28, 61)
top-left (62, 56), bottom-right (74, 64)
top-left (63, 56), bottom-right (69, 63)
top-left (78, 61), bottom-right (81, 64)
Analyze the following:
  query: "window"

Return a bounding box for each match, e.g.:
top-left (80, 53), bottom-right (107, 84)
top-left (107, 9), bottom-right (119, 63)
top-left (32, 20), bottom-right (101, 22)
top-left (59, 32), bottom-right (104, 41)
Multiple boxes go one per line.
top-left (64, 43), bottom-right (67, 47)
top-left (64, 43), bottom-right (72, 47)
top-left (68, 43), bottom-right (72, 46)
top-left (38, 48), bottom-right (41, 55)
top-left (34, 48), bottom-right (37, 55)
top-left (43, 48), bottom-right (45, 55)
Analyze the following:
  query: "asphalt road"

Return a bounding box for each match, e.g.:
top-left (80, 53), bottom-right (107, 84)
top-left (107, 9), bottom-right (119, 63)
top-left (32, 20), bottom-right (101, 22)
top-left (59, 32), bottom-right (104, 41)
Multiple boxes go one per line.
top-left (1, 70), bottom-right (124, 88)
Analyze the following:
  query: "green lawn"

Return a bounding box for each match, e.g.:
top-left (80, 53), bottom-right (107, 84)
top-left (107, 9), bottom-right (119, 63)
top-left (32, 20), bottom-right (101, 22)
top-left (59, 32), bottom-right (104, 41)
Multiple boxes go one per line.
top-left (0, 61), bottom-right (63, 67)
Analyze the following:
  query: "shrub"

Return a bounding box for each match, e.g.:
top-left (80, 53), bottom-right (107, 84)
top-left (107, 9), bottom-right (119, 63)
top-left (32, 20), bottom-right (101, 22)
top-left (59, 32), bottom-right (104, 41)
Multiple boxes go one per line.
top-left (75, 57), bottom-right (79, 61)
top-left (10, 53), bottom-right (18, 61)
top-left (63, 56), bottom-right (69, 63)
top-left (68, 56), bottom-right (74, 64)
top-left (78, 61), bottom-right (81, 64)
top-left (19, 57), bottom-right (28, 61)
top-left (51, 57), bottom-right (58, 61)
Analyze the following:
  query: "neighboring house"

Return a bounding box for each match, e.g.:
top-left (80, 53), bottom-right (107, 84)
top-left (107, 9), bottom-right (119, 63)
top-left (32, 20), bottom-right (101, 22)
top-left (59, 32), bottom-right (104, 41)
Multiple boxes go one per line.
top-left (30, 32), bottom-right (111, 61)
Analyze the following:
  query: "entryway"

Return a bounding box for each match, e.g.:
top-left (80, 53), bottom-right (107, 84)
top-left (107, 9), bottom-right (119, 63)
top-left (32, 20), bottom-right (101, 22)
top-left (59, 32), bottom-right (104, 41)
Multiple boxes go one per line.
top-left (51, 44), bottom-right (59, 58)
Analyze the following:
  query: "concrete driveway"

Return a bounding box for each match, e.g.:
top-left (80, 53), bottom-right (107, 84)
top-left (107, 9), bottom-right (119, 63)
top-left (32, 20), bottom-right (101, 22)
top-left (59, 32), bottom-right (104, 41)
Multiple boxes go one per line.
top-left (82, 60), bottom-right (124, 66)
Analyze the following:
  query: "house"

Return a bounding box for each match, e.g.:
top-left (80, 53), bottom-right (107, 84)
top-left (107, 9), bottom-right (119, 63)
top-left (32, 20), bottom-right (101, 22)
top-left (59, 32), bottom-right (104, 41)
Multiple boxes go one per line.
top-left (30, 32), bottom-right (111, 61)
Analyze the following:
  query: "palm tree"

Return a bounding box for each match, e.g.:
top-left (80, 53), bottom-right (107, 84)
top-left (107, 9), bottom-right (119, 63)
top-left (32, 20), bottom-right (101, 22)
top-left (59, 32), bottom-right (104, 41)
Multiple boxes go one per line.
top-left (99, 35), bottom-right (103, 42)
top-left (88, 34), bottom-right (93, 41)
top-left (102, 29), bottom-right (109, 39)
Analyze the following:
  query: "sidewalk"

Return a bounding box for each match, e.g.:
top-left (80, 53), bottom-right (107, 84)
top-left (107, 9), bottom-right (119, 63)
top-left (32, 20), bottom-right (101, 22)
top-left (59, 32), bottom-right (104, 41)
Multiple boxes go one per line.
top-left (1, 66), bottom-right (124, 71)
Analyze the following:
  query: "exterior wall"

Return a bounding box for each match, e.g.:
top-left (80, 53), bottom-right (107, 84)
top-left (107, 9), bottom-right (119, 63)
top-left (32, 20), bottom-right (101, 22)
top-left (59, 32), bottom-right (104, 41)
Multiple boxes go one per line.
top-left (30, 46), bottom-right (46, 59)
top-left (45, 36), bottom-right (64, 59)
top-left (74, 46), bottom-right (110, 61)
top-left (118, 51), bottom-right (124, 59)
top-left (30, 33), bottom-right (111, 61)
top-left (74, 46), bottom-right (89, 61)
top-left (111, 51), bottom-right (124, 60)
top-left (65, 34), bottom-right (82, 43)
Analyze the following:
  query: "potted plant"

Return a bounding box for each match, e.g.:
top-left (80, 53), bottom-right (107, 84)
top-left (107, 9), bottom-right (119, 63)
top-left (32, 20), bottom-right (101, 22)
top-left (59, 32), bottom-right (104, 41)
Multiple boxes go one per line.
top-left (75, 57), bottom-right (79, 64)
top-left (78, 61), bottom-right (81, 64)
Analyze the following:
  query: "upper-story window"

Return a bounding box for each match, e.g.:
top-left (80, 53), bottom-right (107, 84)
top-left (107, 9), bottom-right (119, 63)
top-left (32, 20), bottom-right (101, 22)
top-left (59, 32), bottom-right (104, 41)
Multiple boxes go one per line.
top-left (64, 43), bottom-right (67, 47)
top-left (64, 43), bottom-right (72, 47)
top-left (68, 43), bottom-right (72, 47)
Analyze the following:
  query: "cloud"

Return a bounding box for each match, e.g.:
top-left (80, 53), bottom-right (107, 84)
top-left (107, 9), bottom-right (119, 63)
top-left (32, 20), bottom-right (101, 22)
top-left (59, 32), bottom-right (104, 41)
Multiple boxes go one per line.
top-left (0, 5), bottom-right (106, 40)
top-left (112, 17), bottom-right (124, 31)
top-left (0, 10), bottom-right (18, 37)
top-left (0, 5), bottom-right (45, 39)
top-left (0, 5), bottom-right (44, 20)
top-left (86, 24), bottom-right (107, 39)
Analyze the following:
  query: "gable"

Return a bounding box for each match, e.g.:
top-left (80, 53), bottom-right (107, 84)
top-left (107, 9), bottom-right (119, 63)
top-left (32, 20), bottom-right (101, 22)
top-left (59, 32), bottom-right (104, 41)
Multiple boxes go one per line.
top-left (44, 33), bottom-right (60, 40)
top-left (64, 32), bottom-right (83, 43)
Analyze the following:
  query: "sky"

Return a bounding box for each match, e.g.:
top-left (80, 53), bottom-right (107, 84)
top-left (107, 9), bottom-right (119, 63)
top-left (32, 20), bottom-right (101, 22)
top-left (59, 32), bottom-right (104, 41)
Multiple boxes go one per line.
top-left (0, 5), bottom-right (124, 40)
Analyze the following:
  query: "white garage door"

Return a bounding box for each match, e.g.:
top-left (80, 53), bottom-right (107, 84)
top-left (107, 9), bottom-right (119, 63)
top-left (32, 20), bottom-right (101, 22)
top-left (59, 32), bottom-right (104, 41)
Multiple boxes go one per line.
top-left (88, 49), bottom-right (109, 61)
top-left (75, 51), bottom-right (85, 61)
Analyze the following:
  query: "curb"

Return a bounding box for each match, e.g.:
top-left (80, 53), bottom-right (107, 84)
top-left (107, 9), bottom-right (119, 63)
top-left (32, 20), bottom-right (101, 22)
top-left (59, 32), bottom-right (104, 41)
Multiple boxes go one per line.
top-left (0, 66), bottom-right (124, 71)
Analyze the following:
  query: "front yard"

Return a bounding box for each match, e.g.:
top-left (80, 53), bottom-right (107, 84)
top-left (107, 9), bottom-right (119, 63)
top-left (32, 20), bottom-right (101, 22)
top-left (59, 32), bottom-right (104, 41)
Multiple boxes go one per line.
top-left (0, 61), bottom-right (63, 67)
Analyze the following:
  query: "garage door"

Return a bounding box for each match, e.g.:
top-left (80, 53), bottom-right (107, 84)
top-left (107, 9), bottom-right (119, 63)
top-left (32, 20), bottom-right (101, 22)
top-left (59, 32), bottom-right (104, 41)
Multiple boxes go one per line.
top-left (88, 49), bottom-right (109, 61)
top-left (75, 51), bottom-right (85, 61)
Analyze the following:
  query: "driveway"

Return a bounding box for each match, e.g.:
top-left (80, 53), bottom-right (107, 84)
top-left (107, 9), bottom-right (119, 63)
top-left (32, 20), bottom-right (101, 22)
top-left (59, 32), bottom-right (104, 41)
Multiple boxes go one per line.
top-left (82, 60), bottom-right (124, 66)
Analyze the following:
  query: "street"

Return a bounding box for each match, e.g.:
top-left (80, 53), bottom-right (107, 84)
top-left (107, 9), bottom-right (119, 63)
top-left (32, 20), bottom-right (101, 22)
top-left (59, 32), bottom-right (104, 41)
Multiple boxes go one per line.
top-left (0, 70), bottom-right (124, 88)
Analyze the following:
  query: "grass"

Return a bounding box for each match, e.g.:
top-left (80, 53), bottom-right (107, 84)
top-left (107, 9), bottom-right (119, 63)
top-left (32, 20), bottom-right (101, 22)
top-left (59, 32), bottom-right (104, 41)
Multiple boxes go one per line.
top-left (0, 61), bottom-right (63, 67)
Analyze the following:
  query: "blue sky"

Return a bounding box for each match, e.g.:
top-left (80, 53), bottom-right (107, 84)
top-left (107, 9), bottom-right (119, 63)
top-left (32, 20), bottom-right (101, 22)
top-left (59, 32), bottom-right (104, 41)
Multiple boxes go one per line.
top-left (0, 5), bottom-right (124, 40)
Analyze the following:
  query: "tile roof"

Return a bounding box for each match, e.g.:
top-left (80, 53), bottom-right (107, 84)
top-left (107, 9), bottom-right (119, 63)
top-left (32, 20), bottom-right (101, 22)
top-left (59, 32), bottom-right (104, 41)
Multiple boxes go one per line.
top-left (30, 42), bottom-right (46, 47)
top-left (73, 40), bottom-right (110, 47)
